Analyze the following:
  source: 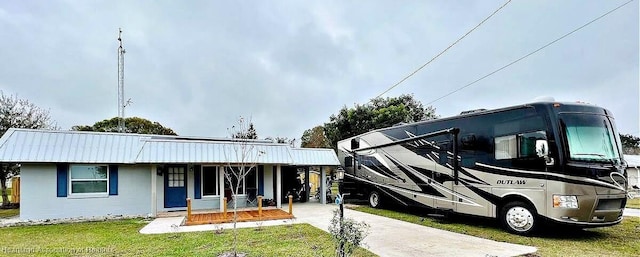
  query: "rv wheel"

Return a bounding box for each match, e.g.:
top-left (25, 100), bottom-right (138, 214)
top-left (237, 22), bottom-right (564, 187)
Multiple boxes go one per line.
top-left (500, 201), bottom-right (538, 235)
top-left (369, 191), bottom-right (382, 208)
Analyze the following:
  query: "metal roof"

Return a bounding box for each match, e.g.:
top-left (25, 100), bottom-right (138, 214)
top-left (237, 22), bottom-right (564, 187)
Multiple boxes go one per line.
top-left (290, 148), bottom-right (340, 166)
top-left (0, 129), bottom-right (144, 163)
top-left (625, 155), bottom-right (640, 167)
top-left (0, 128), bottom-right (338, 166)
top-left (135, 139), bottom-right (292, 164)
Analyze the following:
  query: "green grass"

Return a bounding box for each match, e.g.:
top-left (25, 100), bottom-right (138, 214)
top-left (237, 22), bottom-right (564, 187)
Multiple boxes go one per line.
top-left (351, 205), bottom-right (640, 257)
top-left (0, 208), bottom-right (19, 218)
top-left (0, 219), bottom-right (376, 257)
top-left (627, 198), bottom-right (640, 209)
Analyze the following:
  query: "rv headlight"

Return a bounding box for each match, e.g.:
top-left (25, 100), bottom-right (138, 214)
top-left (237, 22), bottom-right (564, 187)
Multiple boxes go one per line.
top-left (553, 195), bottom-right (578, 209)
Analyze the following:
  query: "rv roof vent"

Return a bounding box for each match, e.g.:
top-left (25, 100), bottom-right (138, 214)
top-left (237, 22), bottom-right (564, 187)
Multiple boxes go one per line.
top-left (460, 109), bottom-right (487, 115)
top-left (532, 96), bottom-right (555, 102)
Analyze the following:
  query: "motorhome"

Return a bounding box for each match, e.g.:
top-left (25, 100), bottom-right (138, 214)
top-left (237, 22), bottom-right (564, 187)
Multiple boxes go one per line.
top-left (337, 101), bottom-right (628, 235)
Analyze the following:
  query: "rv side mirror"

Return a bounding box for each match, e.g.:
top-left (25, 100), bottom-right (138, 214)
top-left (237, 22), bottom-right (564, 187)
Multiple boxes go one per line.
top-left (535, 140), bottom-right (548, 158)
top-left (344, 156), bottom-right (353, 167)
top-left (535, 140), bottom-right (554, 165)
top-left (351, 138), bottom-right (360, 150)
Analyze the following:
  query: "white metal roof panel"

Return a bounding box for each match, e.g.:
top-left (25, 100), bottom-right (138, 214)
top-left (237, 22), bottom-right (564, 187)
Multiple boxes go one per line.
top-left (625, 155), bottom-right (640, 167)
top-left (0, 128), bottom-right (143, 163)
top-left (0, 128), bottom-right (340, 166)
top-left (135, 140), bottom-right (293, 164)
top-left (290, 148), bottom-right (340, 166)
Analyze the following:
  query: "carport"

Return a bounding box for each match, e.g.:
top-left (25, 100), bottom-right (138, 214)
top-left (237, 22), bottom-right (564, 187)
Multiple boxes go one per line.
top-left (285, 148), bottom-right (340, 205)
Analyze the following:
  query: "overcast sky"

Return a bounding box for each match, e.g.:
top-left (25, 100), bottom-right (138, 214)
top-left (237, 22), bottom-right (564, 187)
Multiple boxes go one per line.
top-left (1, 0), bottom-right (638, 142)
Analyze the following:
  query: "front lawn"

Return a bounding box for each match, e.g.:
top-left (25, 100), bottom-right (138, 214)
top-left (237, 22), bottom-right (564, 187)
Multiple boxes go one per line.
top-left (352, 206), bottom-right (640, 257)
top-left (2, 189), bottom-right (12, 202)
top-left (0, 208), bottom-right (19, 218)
top-left (627, 198), bottom-right (640, 209)
top-left (0, 219), bottom-right (376, 257)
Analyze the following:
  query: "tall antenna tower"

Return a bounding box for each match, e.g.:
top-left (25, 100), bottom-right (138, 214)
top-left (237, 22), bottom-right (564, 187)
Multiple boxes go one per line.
top-left (117, 28), bottom-right (127, 132)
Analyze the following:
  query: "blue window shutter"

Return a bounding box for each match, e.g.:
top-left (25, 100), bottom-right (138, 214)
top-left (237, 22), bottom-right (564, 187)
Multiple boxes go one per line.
top-left (194, 165), bottom-right (201, 199)
top-left (258, 165), bottom-right (264, 196)
top-left (109, 165), bottom-right (118, 195)
top-left (56, 164), bottom-right (68, 197)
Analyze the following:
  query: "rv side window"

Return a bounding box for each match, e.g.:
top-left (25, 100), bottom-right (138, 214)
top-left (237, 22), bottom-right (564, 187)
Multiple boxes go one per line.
top-left (495, 135), bottom-right (517, 160)
top-left (519, 131), bottom-right (546, 157)
top-left (344, 156), bottom-right (353, 167)
top-left (495, 131), bottom-right (546, 160)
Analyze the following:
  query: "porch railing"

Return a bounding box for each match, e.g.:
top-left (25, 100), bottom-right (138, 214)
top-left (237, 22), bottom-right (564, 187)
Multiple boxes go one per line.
top-left (187, 195), bottom-right (291, 223)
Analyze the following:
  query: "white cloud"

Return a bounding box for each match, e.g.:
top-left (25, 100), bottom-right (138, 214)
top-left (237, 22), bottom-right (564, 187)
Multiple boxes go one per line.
top-left (0, 0), bottom-right (637, 140)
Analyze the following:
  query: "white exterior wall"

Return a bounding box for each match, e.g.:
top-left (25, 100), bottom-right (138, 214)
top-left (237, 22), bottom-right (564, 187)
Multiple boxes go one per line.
top-left (628, 166), bottom-right (640, 188)
top-left (156, 170), bottom-right (166, 211)
top-left (20, 164), bottom-right (152, 220)
top-left (263, 165), bottom-right (274, 199)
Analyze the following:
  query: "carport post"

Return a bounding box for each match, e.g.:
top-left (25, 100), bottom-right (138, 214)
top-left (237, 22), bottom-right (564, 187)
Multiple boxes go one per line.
top-left (219, 165), bottom-right (225, 212)
top-left (305, 167), bottom-right (310, 202)
top-left (276, 165), bottom-right (282, 209)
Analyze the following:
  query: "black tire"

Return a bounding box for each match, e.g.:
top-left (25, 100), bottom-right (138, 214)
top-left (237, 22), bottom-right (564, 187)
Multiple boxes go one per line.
top-left (369, 190), bottom-right (382, 208)
top-left (500, 201), bottom-right (538, 235)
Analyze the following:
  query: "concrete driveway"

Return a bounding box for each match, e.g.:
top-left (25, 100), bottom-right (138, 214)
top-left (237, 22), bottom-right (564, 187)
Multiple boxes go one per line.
top-left (142, 202), bottom-right (537, 256)
top-left (293, 203), bottom-right (537, 257)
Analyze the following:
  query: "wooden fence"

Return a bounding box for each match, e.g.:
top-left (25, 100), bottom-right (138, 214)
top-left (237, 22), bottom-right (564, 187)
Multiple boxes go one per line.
top-left (11, 177), bottom-right (20, 204)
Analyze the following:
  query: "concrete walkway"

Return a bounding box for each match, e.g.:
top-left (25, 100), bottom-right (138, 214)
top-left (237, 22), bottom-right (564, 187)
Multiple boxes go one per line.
top-left (141, 203), bottom-right (537, 257)
top-left (623, 208), bottom-right (640, 217)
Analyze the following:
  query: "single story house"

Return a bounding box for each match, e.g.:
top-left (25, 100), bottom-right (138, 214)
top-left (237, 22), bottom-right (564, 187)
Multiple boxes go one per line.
top-left (0, 128), bottom-right (339, 220)
top-left (625, 154), bottom-right (640, 189)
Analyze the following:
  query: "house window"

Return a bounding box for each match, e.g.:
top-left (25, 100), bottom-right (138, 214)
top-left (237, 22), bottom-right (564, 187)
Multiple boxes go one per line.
top-left (224, 166), bottom-right (257, 195)
top-left (202, 166), bottom-right (218, 196)
top-left (70, 165), bottom-right (108, 194)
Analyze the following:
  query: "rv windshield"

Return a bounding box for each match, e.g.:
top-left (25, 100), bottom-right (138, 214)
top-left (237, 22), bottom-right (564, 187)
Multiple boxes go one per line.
top-left (560, 114), bottom-right (621, 164)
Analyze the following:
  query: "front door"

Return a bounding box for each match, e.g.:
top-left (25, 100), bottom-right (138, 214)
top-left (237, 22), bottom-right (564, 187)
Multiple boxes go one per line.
top-left (164, 166), bottom-right (187, 208)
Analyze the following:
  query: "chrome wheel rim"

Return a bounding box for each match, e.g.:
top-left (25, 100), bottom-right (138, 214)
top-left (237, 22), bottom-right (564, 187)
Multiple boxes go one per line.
top-left (505, 206), bottom-right (534, 232)
top-left (370, 193), bottom-right (379, 207)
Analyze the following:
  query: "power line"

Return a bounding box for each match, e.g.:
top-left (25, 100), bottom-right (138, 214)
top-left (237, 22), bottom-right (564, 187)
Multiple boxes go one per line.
top-left (372, 0), bottom-right (512, 101)
top-left (426, 0), bottom-right (635, 106)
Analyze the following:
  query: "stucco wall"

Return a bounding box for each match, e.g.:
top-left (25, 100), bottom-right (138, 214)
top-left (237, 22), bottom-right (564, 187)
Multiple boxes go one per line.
top-left (628, 166), bottom-right (640, 188)
top-left (263, 165), bottom-right (274, 199)
top-left (20, 164), bottom-right (152, 220)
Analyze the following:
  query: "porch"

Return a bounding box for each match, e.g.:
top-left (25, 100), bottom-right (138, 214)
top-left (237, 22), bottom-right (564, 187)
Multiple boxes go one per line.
top-left (171, 196), bottom-right (296, 226)
top-left (186, 209), bottom-right (293, 225)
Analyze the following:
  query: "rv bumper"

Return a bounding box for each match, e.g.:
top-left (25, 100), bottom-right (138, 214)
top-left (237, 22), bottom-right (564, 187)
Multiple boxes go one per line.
top-left (546, 216), bottom-right (623, 228)
top-left (547, 194), bottom-right (626, 227)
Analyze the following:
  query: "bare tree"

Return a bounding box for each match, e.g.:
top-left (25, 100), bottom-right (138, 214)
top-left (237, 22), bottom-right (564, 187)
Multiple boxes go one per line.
top-left (0, 91), bottom-right (55, 206)
top-left (222, 116), bottom-right (265, 257)
top-left (265, 136), bottom-right (296, 147)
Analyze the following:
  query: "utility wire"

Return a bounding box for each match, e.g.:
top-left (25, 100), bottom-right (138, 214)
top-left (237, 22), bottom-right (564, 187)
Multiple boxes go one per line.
top-left (372, 0), bottom-right (512, 101)
top-left (426, 0), bottom-right (635, 106)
